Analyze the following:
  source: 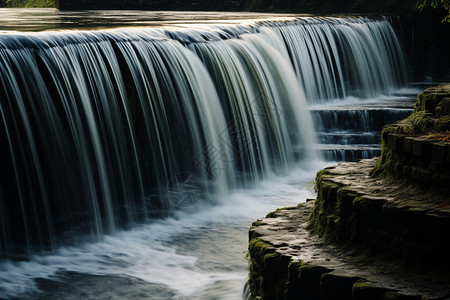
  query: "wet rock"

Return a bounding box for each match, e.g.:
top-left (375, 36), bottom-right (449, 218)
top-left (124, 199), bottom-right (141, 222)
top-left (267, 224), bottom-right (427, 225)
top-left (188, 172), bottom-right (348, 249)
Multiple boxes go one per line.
top-left (248, 158), bottom-right (450, 299)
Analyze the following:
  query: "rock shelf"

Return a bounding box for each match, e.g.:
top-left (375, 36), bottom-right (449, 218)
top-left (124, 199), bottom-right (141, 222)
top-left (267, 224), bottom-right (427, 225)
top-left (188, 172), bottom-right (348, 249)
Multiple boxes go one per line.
top-left (248, 158), bottom-right (450, 300)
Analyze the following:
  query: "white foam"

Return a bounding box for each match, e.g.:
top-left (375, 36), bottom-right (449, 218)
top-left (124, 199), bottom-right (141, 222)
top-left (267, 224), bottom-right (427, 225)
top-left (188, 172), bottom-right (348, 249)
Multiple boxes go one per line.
top-left (0, 164), bottom-right (322, 299)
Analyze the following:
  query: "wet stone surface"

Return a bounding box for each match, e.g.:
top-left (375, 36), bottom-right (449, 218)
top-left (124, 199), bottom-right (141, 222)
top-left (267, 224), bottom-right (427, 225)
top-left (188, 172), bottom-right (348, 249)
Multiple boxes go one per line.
top-left (249, 158), bottom-right (450, 299)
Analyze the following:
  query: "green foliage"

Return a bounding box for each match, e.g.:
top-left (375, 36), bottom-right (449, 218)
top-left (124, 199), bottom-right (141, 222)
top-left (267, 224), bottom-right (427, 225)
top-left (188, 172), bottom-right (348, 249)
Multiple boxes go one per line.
top-left (408, 110), bottom-right (433, 132)
top-left (417, 0), bottom-right (450, 22)
top-left (5, 0), bottom-right (54, 7)
top-left (5, 0), bottom-right (26, 7)
top-left (25, 0), bottom-right (54, 7)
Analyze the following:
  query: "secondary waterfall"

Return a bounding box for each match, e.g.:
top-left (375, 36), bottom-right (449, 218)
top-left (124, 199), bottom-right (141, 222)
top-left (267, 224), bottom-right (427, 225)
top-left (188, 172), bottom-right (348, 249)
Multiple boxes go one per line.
top-left (0, 16), bottom-right (407, 261)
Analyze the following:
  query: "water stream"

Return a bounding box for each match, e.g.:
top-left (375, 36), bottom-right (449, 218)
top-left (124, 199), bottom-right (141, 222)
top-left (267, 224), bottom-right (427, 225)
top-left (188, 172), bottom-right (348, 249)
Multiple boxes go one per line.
top-left (0, 11), bottom-right (411, 299)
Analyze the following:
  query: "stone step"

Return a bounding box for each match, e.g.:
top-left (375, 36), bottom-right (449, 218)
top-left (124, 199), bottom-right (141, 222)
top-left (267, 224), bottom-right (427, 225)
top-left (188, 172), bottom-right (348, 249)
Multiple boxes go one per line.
top-left (248, 158), bottom-right (450, 300)
top-left (320, 149), bottom-right (380, 162)
top-left (316, 144), bottom-right (381, 161)
top-left (316, 131), bottom-right (380, 145)
top-left (311, 108), bottom-right (412, 132)
top-left (379, 132), bottom-right (450, 186)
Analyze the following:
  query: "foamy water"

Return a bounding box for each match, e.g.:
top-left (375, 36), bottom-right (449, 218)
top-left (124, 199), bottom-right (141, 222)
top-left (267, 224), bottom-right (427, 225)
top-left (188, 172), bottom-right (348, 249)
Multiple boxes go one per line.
top-left (0, 162), bottom-right (328, 299)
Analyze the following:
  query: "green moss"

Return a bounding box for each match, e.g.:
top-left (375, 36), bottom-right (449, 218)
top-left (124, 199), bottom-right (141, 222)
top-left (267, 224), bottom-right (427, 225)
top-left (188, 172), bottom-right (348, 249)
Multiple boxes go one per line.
top-left (352, 280), bottom-right (370, 289)
top-left (248, 238), bottom-right (274, 299)
top-left (308, 173), bottom-right (341, 238)
top-left (298, 263), bottom-right (324, 274)
top-left (5, 0), bottom-right (54, 7)
top-left (314, 169), bottom-right (328, 192)
top-left (285, 261), bottom-right (331, 299)
top-left (248, 238), bottom-right (292, 299)
top-left (352, 280), bottom-right (392, 300)
top-left (265, 211), bottom-right (277, 218)
top-left (319, 181), bottom-right (339, 207)
top-left (308, 180), bottom-right (341, 240)
top-left (25, 0), bottom-right (54, 7)
top-left (263, 252), bottom-right (280, 262)
top-left (248, 238), bottom-right (272, 258)
top-left (370, 124), bottom-right (408, 177)
top-left (408, 111), bottom-right (433, 132)
top-left (435, 115), bottom-right (450, 131)
top-left (276, 206), bottom-right (296, 212)
top-left (414, 91), bottom-right (425, 112)
top-left (252, 220), bottom-right (263, 227)
top-left (263, 206), bottom-right (299, 219)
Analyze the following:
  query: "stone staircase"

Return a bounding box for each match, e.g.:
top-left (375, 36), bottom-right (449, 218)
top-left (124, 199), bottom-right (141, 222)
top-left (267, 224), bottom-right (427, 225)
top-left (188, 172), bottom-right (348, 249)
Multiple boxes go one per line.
top-left (374, 83), bottom-right (450, 192)
top-left (311, 99), bottom-right (414, 161)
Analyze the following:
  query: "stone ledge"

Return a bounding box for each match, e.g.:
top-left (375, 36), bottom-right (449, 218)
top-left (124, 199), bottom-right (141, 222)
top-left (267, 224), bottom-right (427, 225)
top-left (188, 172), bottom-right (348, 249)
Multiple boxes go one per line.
top-left (416, 83), bottom-right (450, 115)
top-left (310, 158), bottom-right (450, 267)
top-left (373, 83), bottom-right (450, 192)
top-left (248, 158), bottom-right (450, 300)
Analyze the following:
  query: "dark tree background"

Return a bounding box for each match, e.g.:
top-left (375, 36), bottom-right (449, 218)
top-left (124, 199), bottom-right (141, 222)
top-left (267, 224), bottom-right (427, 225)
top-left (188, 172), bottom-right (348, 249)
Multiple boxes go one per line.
top-left (0, 0), bottom-right (448, 21)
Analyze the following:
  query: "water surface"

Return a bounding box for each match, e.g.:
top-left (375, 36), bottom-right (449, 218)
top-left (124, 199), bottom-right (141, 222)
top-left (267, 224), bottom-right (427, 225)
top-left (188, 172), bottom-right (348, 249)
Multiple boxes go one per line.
top-left (0, 8), bottom-right (305, 31)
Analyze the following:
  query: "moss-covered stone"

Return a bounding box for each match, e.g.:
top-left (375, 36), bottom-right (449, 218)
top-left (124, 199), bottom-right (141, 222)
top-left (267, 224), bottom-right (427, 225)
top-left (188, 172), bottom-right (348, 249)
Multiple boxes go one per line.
top-left (285, 261), bottom-right (330, 299)
top-left (352, 280), bottom-right (393, 300)
top-left (248, 86), bottom-right (450, 300)
top-left (371, 84), bottom-right (450, 192)
top-left (248, 184), bottom-right (449, 299)
top-left (320, 271), bottom-right (361, 300)
top-left (248, 238), bottom-right (291, 299)
top-left (309, 155), bottom-right (450, 271)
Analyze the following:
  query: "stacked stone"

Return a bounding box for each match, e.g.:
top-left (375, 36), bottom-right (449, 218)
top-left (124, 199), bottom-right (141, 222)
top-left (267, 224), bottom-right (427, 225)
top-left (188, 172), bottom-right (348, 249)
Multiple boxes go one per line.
top-left (375, 83), bottom-right (450, 192)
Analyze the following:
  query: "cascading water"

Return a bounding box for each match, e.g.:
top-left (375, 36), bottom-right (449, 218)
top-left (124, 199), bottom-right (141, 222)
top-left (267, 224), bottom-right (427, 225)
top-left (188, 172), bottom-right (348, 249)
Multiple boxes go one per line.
top-left (260, 17), bottom-right (408, 102)
top-left (0, 13), bottom-right (409, 299)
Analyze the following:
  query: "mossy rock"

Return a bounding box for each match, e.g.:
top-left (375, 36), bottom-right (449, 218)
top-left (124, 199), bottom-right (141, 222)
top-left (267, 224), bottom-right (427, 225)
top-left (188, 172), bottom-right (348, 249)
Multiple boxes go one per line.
top-left (248, 238), bottom-right (291, 299)
top-left (285, 261), bottom-right (330, 299)
top-left (321, 271), bottom-right (361, 300)
top-left (352, 280), bottom-right (393, 300)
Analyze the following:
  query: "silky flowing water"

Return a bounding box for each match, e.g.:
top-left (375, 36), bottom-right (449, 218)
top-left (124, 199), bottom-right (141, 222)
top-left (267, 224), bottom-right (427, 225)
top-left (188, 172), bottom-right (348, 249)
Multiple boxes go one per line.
top-left (0, 9), bottom-right (413, 299)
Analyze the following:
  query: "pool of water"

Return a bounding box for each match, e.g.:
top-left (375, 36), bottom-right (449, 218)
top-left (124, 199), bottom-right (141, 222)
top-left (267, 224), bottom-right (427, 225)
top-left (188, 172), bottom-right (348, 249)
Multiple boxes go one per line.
top-left (0, 163), bottom-right (326, 299)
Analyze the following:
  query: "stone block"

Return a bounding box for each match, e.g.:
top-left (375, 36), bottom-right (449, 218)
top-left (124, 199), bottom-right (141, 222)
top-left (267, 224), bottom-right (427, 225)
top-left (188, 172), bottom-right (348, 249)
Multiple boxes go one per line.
top-left (423, 97), bottom-right (436, 113)
top-left (412, 137), bottom-right (428, 157)
top-left (388, 133), bottom-right (403, 152)
top-left (431, 142), bottom-right (447, 162)
top-left (337, 188), bottom-right (357, 217)
top-left (354, 196), bottom-right (388, 214)
top-left (403, 137), bottom-right (414, 154)
top-left (286, 262), bottom-right (329, 300)
top-left (436, 97), bottom-right (450, 116)
top-left (321, 271), bottom-right (361, 300)
top-left (352, 281), bottom-right (392, 300)
top-left (447, 144), bottom-right (450, 163)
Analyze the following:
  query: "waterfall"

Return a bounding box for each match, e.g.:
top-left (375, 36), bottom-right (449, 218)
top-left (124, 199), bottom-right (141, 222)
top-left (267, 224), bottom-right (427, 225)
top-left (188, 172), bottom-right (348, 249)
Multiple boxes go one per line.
top-left (0, 16), bottom-right (406, 260)
top-left (260, 17), bottom-right (407, 102)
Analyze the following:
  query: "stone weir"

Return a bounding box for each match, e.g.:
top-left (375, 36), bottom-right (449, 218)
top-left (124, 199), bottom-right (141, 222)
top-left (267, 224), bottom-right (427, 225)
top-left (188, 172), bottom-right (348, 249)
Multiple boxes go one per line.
top-left (247, 84), bottom-right (450, 300)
